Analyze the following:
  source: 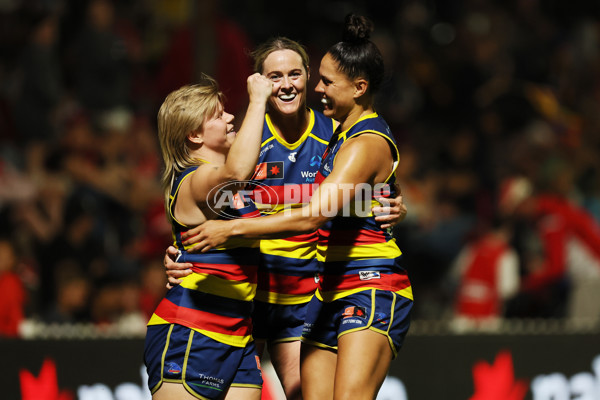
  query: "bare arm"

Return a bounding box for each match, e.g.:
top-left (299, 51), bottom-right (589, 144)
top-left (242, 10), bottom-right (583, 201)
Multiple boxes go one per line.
top-left (184, 134), bottom-right (395, 251)
top-left (188, 73), bottom-right (272, 199)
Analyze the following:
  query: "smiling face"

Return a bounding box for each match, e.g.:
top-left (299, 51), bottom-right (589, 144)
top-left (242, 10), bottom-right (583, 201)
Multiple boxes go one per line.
top-left (315, 53), bottom-right (357, 122)
top-left (262, 49), bottom-right (308, 117)
top-left (200, 103), bottom-right (235, 153)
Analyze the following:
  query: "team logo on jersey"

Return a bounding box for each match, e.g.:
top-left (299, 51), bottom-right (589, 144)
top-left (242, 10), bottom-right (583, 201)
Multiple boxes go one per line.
top-left (166, 362), bottom-right (182, 374)
top-left (253, 161), bottom-right (284, 180)
top-left (359, 271), bottom-right (381, 280)
top-left (288, 152), bottom-right (297, 162)
top-left (342, 306), bottom-right (366, 319)
top-left (309, 155), bottom-right (321, 167)
top-left (375, 312), bottom-right (389, 325)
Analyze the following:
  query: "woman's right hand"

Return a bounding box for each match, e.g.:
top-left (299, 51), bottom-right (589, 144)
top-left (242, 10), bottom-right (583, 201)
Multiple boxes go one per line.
top-left (164, 245), bottom-right (193, 289)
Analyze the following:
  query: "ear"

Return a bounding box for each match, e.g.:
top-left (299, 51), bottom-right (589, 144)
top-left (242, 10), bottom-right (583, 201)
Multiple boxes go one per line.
top-left (187, 129), bottom-right (203, 145)
top-left (354, 78), bottom-right (368, 98)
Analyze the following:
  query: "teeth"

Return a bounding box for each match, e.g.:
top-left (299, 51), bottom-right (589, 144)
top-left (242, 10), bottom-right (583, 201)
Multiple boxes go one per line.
top-left (321, 98), bottom-right (330, 105)
top-left (279, 94), bottom-right (296, 101)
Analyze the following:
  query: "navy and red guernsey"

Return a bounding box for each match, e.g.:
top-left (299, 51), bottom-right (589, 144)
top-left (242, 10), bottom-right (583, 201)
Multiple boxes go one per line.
top-left (314, 113), bottom-right (413, 303)
top-left (148, 165), bottom-right (260, 348)
top-left (249, 108), bottom-right (335, 305)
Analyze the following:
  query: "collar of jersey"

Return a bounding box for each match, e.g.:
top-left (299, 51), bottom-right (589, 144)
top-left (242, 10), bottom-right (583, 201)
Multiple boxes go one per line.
top-left (265, 108), bottom-right (315, 150)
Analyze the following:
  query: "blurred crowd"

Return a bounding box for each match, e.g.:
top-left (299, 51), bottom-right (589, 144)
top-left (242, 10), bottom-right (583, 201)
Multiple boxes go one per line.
top-left (1, 0), bottom-right (600, 337)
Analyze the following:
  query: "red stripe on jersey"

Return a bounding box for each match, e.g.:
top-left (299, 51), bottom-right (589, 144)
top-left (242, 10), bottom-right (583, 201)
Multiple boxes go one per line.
top-left (252, 184), bottom-right (316, 205)
top-left (257, 272), bottom-right (318, 295)
top-left (190, 263), bottom-right (258, 283)
top-left (279, 231), bottom-right (319, 243)
top-left (154, 298), bottom-right (252, 337)
top-left (319, 228), bottom-right (387, 246)
top-left (319, 273), bottom-right (411, 293)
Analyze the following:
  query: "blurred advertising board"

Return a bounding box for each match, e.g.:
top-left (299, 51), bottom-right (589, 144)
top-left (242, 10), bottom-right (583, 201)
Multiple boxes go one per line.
top-left (1, 332), bottom-right (599, 399)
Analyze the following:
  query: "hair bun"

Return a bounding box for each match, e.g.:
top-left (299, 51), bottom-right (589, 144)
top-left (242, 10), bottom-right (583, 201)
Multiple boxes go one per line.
top-left (342, 14), bottom-right (373, 43)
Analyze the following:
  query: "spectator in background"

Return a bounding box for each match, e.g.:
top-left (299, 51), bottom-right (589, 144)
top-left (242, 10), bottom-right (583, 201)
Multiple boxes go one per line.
top-left (11, 6), bottom-right (64, 171)
top-left (68, 0), bottom-right (133, 129)
top-left (43, 260), bottom-right (91, 324)
top-left (154, 0), bottom-right (254, 119)
top-left (501, 175), bottom-right (600, 323)
top-left (447, 215), bottom-right (520, 332)
top-left (0, 238), bottom-right (27, 337)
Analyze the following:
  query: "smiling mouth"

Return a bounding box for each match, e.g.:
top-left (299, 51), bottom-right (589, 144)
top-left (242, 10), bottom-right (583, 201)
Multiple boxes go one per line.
top-left (279, 93), bottom-right (296, 102)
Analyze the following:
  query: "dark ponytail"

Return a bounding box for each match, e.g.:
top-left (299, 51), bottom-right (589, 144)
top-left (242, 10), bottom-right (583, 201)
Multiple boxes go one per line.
top-left (328, 14), bottom-right (384, 94)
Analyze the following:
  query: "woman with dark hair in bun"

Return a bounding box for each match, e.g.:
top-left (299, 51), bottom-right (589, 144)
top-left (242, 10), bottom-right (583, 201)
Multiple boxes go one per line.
top-left (184, 14), bottom-right (413, 399)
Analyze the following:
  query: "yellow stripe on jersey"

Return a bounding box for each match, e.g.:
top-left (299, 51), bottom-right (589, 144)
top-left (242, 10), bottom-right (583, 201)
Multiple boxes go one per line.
top-left (315, 286), bottom-right (414, 303)
top-left (255, 290), bottom-right (315, 305)
top-left (317, 240), bottom-right (402, 262)
top-left (196, 329), bottom-right (251, 347)
top-left (260, 238), bottom-right (317, 259)
top-left (254, 203), bottom-right (301, 214)
top-left (147, 312), bottom-right (252, 347)
top-left (148, 313), bottom-right (169, 325)
top-left (307, 132), bottom-right (330, 145)
top-left (179, 273), bottom-right (257, 302)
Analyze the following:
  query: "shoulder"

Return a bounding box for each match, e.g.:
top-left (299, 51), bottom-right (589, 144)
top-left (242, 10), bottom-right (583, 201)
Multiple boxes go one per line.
top-left (336, 133), bottom-right (392, 166)
top-left (310, 108), bottom-right (337, 136)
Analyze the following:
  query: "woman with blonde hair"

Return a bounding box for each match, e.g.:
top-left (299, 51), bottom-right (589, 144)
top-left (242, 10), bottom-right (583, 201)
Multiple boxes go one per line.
top-left (144, 72), bottom-right (272, 400)
top-left (178, 15), bottom-right (413, 400)
top-left (164, 35), bottom-right (407, 399)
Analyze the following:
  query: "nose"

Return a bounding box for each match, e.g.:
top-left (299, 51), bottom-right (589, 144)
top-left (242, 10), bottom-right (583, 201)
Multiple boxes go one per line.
top-left (315, 80), bottom-right (324, 93)
top-left (224, 111), bottom-right (234, 123)
top-left (282, 76), bottom-right (293, 89)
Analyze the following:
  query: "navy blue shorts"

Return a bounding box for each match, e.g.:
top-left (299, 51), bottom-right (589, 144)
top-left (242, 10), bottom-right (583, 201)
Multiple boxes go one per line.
top-left (144, 324), bottom-right (262, 399)
top-left (252, 301), bottom-right (308, 342)
top-left (301, 289), bottom-right (412, 358)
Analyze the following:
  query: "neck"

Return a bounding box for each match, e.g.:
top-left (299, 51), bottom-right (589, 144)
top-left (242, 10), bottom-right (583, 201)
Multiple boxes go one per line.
top-left (339, 105), bottom-right (374, 132)
top-left (269, 108), bottom-right (310, 144)
top-left (194, 148), bottom-right (226, 165)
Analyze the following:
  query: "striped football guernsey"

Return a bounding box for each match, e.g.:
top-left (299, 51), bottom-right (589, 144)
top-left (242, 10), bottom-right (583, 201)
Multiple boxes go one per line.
top-left (249, 108), bottom-right (335, 305)
top-left (314, 113), bottom-right (413, 303)
top-left (148, 165), bottom-right (261, 347)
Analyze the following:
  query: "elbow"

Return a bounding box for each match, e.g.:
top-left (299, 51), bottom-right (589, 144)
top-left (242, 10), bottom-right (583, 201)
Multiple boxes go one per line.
top-left (223, 168), bottom-right (253, 184)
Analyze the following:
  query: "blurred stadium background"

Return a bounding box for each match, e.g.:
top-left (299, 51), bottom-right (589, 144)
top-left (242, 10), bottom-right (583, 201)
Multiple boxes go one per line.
top-left (1, 0), bottom-right (600, 399)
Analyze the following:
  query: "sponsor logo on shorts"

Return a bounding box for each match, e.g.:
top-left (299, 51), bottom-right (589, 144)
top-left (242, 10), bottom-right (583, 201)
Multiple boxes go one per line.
top-left (166, 362), bottom-right (181, 374)
top-left (342, 306), bottom-right (366, 319)
top-left (197, 374), bottom-right (225, 390)
top-left (359, 271), bottom-right (381, 280)
top-left (255, 355), bottom-right (262, 370)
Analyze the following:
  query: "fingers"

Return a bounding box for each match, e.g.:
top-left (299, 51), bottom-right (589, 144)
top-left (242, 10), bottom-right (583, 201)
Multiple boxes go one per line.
top-left (167, 276), bottom-right (183, 287)
top-left (373, 197), bottom-right (399, 217)
top-left (167, 269), bottom-right (192, 278)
